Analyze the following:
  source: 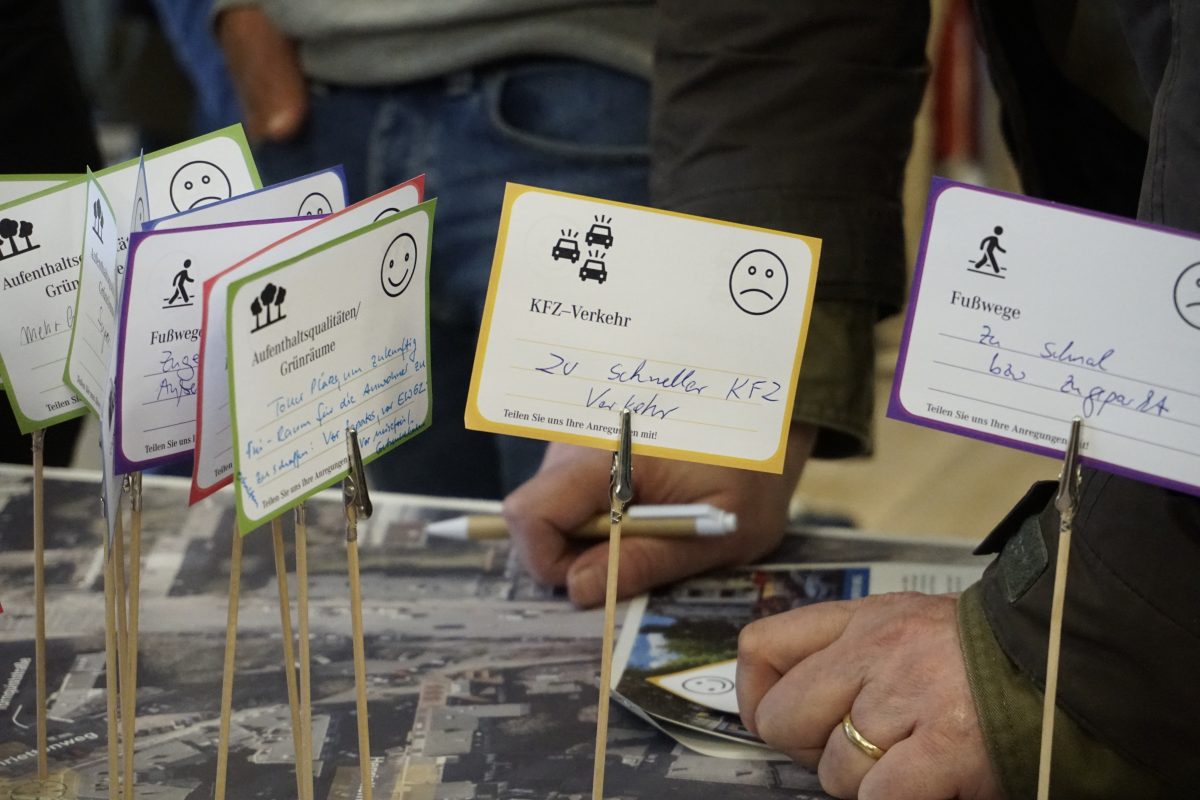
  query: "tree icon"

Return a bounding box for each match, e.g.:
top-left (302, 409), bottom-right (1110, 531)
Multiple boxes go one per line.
top-left (19, 220), bottom-right (33, 249)
top-left (251, 282), bottom-right (287, 332)
top-left (0, 218), bottom-right (17, 256)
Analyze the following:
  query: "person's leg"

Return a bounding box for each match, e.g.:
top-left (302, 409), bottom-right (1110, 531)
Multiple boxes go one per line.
top-left (434, 60), bottom-right (651, 494)
top-left (249, 65), bottom-right (651, 498)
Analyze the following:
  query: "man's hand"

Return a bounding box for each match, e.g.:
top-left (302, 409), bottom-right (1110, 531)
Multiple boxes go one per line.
top-left (216, 6), bottom-right (308, 142)
top-left (737, 593), bottom-right (1001, 800)
top-left (502, 423), bottom-right (817, 607)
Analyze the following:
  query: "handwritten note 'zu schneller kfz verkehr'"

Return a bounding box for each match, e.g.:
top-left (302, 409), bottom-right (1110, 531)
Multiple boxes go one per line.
top-left (468, 184), bottom-right (821, 473)
top-left (225, 200), bottom-right (435, 531)
top-left (891, 179), bottom-right (1200, 495)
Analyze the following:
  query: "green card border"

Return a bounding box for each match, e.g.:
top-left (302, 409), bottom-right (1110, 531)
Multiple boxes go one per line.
top-left (0, 124), bottom-right (259, 432)
top-left (62, 170), bottom-right (117, 417)
top-left (226, 198), bottom-right (437, 535)
top-left (0, 175), bottom-right (73, 396)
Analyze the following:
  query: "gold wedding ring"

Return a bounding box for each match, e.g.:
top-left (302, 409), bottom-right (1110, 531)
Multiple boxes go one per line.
top-left (842, 713), bottom-right (886, 760)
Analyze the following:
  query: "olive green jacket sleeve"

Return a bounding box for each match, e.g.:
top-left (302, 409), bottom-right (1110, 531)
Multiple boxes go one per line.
top-left (958, 583), bottom-right (1171, 799)
top-left (650, 0), bottom-right (930, 458)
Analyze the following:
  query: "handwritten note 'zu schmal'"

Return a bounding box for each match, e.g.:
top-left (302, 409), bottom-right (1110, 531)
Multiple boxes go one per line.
top-left (467, 185), bottom-right (821, 473)
top-left (190, 177), bottom-right (424, 504)
top-left (226, 200), bottom-right (435, 531)
top-left (890, 178), bottom-right (1200, 496)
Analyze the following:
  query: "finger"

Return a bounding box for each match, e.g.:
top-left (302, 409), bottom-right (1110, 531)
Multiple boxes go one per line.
top-left (747, 642), bottom-right (862, 752)
top-left (563, 530), bottom-right (743, 608)
top-left (736, 601), bottom-right (861, 733)
top-left (858, 733), bottom-right (960, 800)
top-left (217, 8), bottom-right (308, 142)
top-left (502, 449), bottom-right (610, 587)
top-left (816, 707), bottom-right (896, 800)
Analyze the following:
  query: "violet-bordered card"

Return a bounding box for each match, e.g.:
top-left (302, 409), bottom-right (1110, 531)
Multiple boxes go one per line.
top-left (147, 165), bottom-right (347, 231)
top-left (889, 177), bottom-right (1200, 496)
top-left (113, 216), bottom-right (318, 473)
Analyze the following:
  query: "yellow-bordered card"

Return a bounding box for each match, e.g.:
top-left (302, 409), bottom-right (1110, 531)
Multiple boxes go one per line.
top-left (467, 185), bottom-right (821, 473)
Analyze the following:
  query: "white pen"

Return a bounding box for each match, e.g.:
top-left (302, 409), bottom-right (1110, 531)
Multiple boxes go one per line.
top-left (425, 504), bottom-right (737, 540)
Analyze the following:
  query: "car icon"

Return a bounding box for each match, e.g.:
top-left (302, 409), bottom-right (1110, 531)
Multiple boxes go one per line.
top-left (579, 258), bottom-right (607, 284)
top-left (551, 237), bottom-right (580, 263)
top-left (585, 223), bottom-right (613, 248)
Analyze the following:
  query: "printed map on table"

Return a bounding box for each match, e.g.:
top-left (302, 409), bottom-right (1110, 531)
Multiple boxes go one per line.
top-left (467, 185), bottom-right (821, 474)
top-left (225, 200), bottom-right (435, 531)
top-left (890, 178), bottom-right (1200, 496)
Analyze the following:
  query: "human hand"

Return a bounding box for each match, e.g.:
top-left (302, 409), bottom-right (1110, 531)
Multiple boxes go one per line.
top-left (737, 592), bottom-right (1001, 800)
top-left (502, 423), bottom-right (817, 607)
top-left (215, 6), bottom-right (308, 142)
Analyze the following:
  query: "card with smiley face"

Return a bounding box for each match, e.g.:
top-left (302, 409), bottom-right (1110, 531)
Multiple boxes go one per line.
top-left (190, 176), bottom-right (424, 505)
top-left (467, 184), bottom-right (821, 473)
top-left (0, 125), bottom-right (258, 433)
top-left (648, 659), bottom-right (740, 716)
top-left (223, 199), bottom-right (435, 532)
top-left (891, 178), bottom-right (1200, 496)
top-left (147, 166), bottom-right (347, 232)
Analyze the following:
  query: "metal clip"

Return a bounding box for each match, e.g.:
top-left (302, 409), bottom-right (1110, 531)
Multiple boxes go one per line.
top-left (343, 427), bottom-right (373, 536)
top-left (1054, 418), bottom-right (1083, 524)
top-left (609, 409), bottom-right (634, 522)
top-left (129, 471), bottom-right (143, 513)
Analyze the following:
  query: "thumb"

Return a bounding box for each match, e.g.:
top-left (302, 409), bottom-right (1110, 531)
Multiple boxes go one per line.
top-left (566, 535), bottom-right (737, 607)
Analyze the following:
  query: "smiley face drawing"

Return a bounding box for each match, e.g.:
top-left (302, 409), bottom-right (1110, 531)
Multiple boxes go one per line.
top-left (169, 160), bottom-right (232, 211)
top-left (682, 675), bottom-right (735, 695)
top-left (729, 248), bottom-right (788, 315)
top-left (381, 233), bottom-right (418, 297)
top-left (298, 191), bottom-right (332, 216)
top-left (1173, 262), bottom-right (1200, 330)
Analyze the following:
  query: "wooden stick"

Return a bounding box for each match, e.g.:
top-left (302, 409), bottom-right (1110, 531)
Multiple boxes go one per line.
top-left (1036, 519), bottom-right (1073, 800)
top-left (295, 505), bottom-right (314, 800)
top-left (123, 473), bottom-right (142, 797)
top-left (590, 512), bottom-right (623, 800)
top-left (271, 519), bottom-right (306, 800)
top-left (112, 491), bottom-right (129, 680)
top-left (346, 505), bottom-right (373, 800)
top-left (31, 429), bottom-right (49, 779)
top-left (102, 536), bottom-right (121, 800)
top-left (214, 528), bottom-right (243, 800)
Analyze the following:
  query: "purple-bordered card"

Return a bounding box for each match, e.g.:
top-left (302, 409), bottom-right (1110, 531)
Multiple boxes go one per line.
top-left (113, 216), bottom-right (324, 473)
top-left (889, 177), bottom-right (1200, 497)
top-left (148, 165), bottom-right (347, 231)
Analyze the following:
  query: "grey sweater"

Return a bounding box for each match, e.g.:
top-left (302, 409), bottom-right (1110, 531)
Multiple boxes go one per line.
top-left (212, 0), bottom-right (654, 84)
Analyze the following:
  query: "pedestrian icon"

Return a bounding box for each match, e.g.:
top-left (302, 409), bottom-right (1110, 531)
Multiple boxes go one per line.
top-left (164, 258), bottom-right (196, 308)
top-left (969, 225), bottom-right (1007, 277)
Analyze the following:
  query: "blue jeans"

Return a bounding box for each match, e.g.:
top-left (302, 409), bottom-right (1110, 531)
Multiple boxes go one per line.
top-left (255, 59), bottom-right (651, 497)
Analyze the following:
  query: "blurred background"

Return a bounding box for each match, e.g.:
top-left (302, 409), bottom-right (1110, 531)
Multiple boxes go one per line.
top-left (15, 0), bottom-right (1057, 540)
